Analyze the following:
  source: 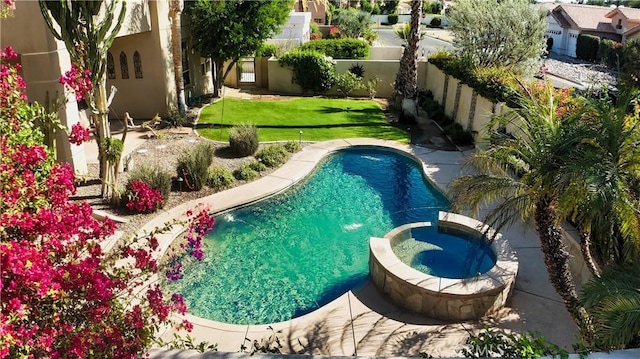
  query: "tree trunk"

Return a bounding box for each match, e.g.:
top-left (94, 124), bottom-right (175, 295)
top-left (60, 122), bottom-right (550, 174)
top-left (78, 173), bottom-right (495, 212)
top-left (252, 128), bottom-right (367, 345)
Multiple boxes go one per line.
top-left (393, 0), bottom-right (421, 123)
top-left (93, 80), bottom-right (111, 197)
top-left (534, 196), bottom-right (590, 330)
top-left (213, 59), bottom-right (224, 98)
top-left (580, 231), bottom-right (601, 278)
top-left (169, 0), bottom-right (186, 116)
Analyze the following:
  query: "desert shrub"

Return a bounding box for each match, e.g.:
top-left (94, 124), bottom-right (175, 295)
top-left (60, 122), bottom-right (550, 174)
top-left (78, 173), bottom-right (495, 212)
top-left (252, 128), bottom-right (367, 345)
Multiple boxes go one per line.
top-left (206, 166), bottom-right (235, 190)
top-left (233, 163), bottom-right (259, 181)
top-left (334, 72), bottom-right (363, 97)
top-left (461, 327), bottom-right (567, 359)
top-left (255, 145), bottom-right (288, 167)
top-left (365, 76), bottom-right (381, 99)
top-left (387, 14), bottom-right (398, 25)
top-left (576, 34), bottom-right (599, 62)
top-left (620, 39), bottom-right (640, 90)
top-left (229, 123), bottom-right (259, 156)
top-left (299, 38), bottom-right (369, 59)
top-left (279, 50), bottom-right (336, 93)
top-left (444, 123), bottom-right (474, 146)
top-left (429, 17), bottom-right (442, 28)
top-left (283, 140), bottom-right (301, 153)
top-left (421, 96), bottom-right (453, 126)
top-left (128, 164), bottom-right (172, 206)
top-left (176, 142), bottom-right (214, 191)
top-left (249, 160), bottom-right (267, 173)
top-left (163, 107), bottom-right (187, 127)
top-left (256, 43), bottom-right (277, 58)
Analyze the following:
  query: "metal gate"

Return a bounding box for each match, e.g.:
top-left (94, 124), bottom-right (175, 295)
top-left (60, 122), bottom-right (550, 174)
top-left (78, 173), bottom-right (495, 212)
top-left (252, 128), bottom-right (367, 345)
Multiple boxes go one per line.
top-left (239, 57), bottom-right (256, 85)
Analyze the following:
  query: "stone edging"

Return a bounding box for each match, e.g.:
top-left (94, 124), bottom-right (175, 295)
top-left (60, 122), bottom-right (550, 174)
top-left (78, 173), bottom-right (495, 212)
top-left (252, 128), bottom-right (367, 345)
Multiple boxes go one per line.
top-left (369, 212), bottom-right (518, 320)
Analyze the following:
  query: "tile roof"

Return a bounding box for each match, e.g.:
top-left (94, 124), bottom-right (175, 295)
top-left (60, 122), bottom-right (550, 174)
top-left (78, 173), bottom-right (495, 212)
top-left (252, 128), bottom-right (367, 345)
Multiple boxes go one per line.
top-left (605, 6), bottom-right (640, 20)
top-left (554, 4), bottom-right (615, 32)
top-left (625, 23), bottom-right (640, 37)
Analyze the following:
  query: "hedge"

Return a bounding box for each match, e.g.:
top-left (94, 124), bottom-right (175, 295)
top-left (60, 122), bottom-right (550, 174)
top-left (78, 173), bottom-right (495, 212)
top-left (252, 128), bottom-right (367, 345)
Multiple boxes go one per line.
top-left (576, 34), bottom-right (599, 62)
top-left (598, 38), bottom-right (624, 69)
top-left (279, 50), bottom-right (336, 93)
top-left (298, 38), bottom-right (369, 59)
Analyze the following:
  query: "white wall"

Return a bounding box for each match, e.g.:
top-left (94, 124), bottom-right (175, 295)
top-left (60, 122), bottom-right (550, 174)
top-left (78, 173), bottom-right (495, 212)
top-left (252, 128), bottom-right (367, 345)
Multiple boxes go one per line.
top-left (272, 10), bottom-right (311, 44)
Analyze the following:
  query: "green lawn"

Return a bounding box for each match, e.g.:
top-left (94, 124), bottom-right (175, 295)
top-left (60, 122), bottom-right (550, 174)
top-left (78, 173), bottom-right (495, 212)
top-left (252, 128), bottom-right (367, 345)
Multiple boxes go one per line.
top-left (196, 97), bottom-right (409, 142)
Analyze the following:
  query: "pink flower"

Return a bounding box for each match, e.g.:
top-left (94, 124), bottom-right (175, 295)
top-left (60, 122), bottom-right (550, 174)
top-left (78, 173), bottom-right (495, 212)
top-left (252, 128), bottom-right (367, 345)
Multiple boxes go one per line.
top-left (68, 123), bottom-right (91, 145)
top-left (0, 46), bottom-right (17, 60)
top-left (125, 180), bottom-right (163, 213)
top-left (59, 63), bottom-right (93, 101)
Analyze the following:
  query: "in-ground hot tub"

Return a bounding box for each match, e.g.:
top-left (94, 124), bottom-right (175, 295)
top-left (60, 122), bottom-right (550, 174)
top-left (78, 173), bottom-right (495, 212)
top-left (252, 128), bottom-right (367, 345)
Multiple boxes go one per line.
top-left (369, 212), bottom-right (518, 321)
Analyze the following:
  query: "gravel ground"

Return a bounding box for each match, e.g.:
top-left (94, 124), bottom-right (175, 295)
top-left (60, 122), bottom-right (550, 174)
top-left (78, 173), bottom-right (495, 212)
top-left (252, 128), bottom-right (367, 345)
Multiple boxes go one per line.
top-left (544, 53), bottom-right (618, 88)
top-left (73, 133), bottom-right (304, 237)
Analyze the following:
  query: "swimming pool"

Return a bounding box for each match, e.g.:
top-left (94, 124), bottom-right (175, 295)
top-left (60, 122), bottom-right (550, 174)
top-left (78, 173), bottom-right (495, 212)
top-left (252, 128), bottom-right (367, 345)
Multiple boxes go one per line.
top-left (391, 225), bottom-right (496, 279)
top-left (164, 148), bottom-right (450, 325)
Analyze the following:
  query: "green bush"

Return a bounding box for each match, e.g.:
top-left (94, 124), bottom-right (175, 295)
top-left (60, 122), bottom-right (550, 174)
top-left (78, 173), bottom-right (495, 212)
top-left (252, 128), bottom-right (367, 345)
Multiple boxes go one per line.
top-left (387, 14), bottom-right (398, 25)
top-left (576, 34), bottom-right (599, 62)
top-left (255, 145), bottom-right (288, 167)
top-left (128, 164), bottom-right (173, 207)
top-left (279, 50), bottom-right (336, 93)
top-left (284, 140), bottom-right (301, 153)
top-left (233, 163), bottom-right (259, 181)
top-left (248, 160), bottom-right (267, 173)
top-left (365, 76), bottom-right (381, 99)
top-left (206, 166), bottom-right (235, 191)
top-left (444, 123), bottom-right (474, 146)
top-left (334, 72), bottom-right (363, 97)
top-left (429, 17), bottom-right (442, 28)
top-left (229, 123), bottom-right (259, 156)
top-left (256, 43), bottom-right (277, 58)
top-left (163, 107), bottom-right (186, 128)
top-left (299, 38), bottom-right (369, 59)
top-left (598, 38), bottom-right (624, 69)
top-left (421, 96), bottom-right (452, 126)
top-left (176, 142), bottom-right (214, 191)
top-left (360, 0), bottom-right (373, 13)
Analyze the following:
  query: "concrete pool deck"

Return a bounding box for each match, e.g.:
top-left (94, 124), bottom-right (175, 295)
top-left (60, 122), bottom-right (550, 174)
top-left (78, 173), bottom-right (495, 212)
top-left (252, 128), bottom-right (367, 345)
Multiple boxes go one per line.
top-left (142, 138), bottom-right (578, 357)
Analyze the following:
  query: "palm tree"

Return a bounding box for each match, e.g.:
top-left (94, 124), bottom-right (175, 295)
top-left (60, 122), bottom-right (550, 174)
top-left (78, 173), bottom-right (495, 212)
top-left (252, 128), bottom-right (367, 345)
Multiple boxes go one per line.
top-left (393, 0), bottom-right (421, 122)
top-left (169, 0), bottom-right (187, 117)
top-left (563, 92), bottom-right (640, 273)
top-left (581, 263), bottom-right (640, 349)
top-left (448, 82), bottom-right (592, 330)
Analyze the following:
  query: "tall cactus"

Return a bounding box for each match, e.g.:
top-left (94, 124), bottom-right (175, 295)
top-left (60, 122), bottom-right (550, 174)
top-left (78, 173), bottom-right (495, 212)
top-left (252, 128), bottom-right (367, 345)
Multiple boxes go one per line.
top-left (39, 0), bottom-right (126, 200)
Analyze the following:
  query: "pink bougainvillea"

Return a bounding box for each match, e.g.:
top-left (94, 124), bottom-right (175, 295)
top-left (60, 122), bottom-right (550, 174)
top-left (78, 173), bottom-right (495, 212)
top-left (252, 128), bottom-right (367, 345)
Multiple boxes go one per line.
top-left (68, 122), bottom-right (91, 145)
top-left (1, 43), bottom-right (215, 358)
top-left (59, 62), bottom-right (93, 102)
top-left (125, 180), bottom-right (164, 213)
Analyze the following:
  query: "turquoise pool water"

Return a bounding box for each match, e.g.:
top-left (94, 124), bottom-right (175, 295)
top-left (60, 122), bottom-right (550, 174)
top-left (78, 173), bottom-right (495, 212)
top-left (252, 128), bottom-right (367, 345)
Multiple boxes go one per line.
top-left (165, 148), bottom-right (450, 324)
top-left (391, 226), bottom-right (496, 279)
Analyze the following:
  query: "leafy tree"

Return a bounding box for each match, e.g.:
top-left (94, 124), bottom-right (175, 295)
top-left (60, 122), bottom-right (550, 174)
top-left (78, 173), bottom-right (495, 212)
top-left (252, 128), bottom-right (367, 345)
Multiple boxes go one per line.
top-left (448, 82), bottom-right (592, 331)
top-left (332, 8), bottom-right (373, 38)
top-left (581, 263), bottom-right (640, 349)
top-left (188, 0), bottom-right (293, 97)
top-left (447, 0), bottom-right (547, 74)
top-left (380, 0), bottom-right (399, 14)
top-left (39, 0), bottom-right (126, 201)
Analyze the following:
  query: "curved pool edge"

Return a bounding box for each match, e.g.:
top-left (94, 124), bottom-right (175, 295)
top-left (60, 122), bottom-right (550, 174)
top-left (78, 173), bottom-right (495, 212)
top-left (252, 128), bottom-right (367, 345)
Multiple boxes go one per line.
top-left (137, 138), bottom-right (469, 342)
top-left (369, 212), bottom-right (519, 321)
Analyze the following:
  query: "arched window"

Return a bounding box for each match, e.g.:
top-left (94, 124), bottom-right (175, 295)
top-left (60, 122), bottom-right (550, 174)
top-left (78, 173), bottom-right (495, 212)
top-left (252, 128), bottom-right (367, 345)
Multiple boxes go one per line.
top-left (107, 52), bottom-right (116, 79)
top-left (120, 51), bottom-right (129, 79)
top-left (133, 51), bottom-right (143, 79)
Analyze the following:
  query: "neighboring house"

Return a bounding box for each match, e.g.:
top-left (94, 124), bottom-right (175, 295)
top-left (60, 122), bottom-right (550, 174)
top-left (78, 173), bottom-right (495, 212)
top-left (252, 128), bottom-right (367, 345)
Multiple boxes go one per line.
top-left (270, 11), bottom-right (312, 49)
top-left (295, 0), bottom-right (327, 24)
top-left (605, 6), bottom-right (640, 42)
top-left (542, 4), bottom-right (618, 58)
top-left (0, 0), bottom-right (210, 173)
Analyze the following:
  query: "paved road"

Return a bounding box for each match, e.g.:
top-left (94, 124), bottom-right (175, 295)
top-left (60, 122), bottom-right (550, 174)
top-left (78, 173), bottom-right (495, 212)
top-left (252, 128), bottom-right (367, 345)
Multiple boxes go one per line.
top-left (373, 28), bottom-right (453, 56)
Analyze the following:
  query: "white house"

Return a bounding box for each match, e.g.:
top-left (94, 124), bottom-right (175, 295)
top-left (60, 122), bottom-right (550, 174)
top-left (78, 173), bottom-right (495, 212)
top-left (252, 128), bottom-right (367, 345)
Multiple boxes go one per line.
top-left (269, 10), bottom-right (312, 49)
